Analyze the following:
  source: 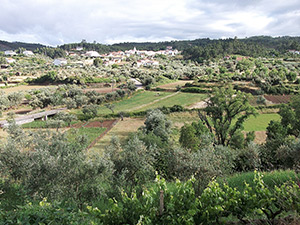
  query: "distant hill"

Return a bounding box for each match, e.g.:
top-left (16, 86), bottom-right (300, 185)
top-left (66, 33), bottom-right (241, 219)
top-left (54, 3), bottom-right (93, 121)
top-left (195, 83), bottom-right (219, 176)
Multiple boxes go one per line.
top-left (1, 35), bottom-right (300, 54)
top-left (59, 36), bottom-right (300, 53)
top-left (0, 40), bottom-right (46, 51)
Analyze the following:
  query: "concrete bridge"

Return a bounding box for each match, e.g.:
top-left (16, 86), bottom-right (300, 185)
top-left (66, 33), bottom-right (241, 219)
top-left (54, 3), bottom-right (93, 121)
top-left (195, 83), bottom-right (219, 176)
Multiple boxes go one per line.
top-left (0, 108), bottom-right (66, 128)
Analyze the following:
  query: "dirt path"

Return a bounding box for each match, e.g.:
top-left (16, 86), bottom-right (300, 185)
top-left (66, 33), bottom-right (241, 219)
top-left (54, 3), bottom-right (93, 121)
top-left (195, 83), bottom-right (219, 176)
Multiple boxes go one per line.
top-left (187, 98), bottom-right (209, 109)
top-left (254, 131), bottom-right (267, 144)
top-left (131, 91), bottom-right (180, 111)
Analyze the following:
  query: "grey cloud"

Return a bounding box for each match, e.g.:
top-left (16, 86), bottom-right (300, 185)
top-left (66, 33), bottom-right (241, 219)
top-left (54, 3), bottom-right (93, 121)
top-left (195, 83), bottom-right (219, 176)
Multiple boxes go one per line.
top-left (0, 0), bottom-right (300, 45)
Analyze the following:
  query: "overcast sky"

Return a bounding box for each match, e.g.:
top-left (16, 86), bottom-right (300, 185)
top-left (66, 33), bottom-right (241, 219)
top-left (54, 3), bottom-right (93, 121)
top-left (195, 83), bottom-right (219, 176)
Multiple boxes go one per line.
top-left (1, 0), bottom-right (300, 46)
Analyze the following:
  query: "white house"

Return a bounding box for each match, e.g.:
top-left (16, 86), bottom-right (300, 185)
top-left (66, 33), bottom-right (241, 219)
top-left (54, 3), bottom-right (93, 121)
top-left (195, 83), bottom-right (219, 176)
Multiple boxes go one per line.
top-left (85, 51), bottom-right (101, 57)
top-left (136, 59), bottom-right (159, 67)
top-left (23, 50), bottom-right (34, 56)
top-left (4, 50), bottom-right (16, 56)
top-left (76, 46), bottom-right (83, 51)
top-left (5, 58), bottom-right (16, 64)
top-left (53, 58), bottom-right (67, 66)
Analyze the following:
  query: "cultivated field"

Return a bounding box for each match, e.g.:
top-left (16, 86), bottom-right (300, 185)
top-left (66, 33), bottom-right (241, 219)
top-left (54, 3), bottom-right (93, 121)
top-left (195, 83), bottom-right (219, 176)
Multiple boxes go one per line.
top-left (243, 113), bottom-right (280, 131)
top-left (89, 117), bottom-right (145, 154)
top-left (135, 92), bottom-right (207, 111)
top-left (156, 80), bottom-right (193, 90)
top-left (72, 91), bottom-right (207, 117)
top-left (168, 111), bottom-right (280, 144)
top-left (1, 85), bottom-right (55, 94)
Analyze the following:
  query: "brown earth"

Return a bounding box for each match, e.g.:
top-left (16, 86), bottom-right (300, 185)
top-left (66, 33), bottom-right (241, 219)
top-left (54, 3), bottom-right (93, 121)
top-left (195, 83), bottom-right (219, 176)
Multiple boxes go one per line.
top-left (83, 87), bottom-right (120, 94)
top-left (84, 120), bottom-right (116, 128)
top-left (264, 95), bottom-right (292, 104)
top-left (85, 119), bottom-right (119, 150)
top-left (157, 80), bottom-right (193, 90)
top-left (254, 131), bottom-right (267, 144)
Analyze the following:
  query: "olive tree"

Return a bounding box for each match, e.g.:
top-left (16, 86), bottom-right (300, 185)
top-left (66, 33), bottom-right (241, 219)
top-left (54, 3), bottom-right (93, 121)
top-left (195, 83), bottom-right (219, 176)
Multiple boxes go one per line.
top-left (0, 127), bottom-right (114, 201)
top-left (142, 109), bottom-right (172, 142)
top-left (198, 86), bottom-right (257, 146)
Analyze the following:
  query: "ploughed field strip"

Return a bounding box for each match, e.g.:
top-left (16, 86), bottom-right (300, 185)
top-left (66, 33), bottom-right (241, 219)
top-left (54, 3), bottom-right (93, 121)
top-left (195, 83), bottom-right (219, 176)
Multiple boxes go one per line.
top-left (89, 118), bottom-right (145, 154)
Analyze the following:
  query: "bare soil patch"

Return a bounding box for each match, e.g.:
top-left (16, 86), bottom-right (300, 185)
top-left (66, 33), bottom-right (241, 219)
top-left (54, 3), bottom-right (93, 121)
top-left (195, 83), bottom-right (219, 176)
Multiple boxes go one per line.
top-left (2, 85), bottom-right (55, 94)
top-left (157, 80), bottom-right (193, 89)
top-left (89, 117), bottom-right (145, 154)
top-left (187, 98), bottom-right (208, 109)
top-left (84, 120), bottom-right (116, 128)
top-left (264, 95), bottom-right (292, 104)
top-left (14, 109), bottom-right (32, 115)
top-left (254, 131), bottom-right (267, 144)
top-left (84, 87), bottom-right (120, 94)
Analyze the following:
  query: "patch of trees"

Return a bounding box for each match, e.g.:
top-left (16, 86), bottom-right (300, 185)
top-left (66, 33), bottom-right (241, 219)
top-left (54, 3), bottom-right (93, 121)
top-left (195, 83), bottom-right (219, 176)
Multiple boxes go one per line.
top-left (59, 36), bottom-right (300, 55)
top-left (0, 90), bottom-right (24, 115)
top-left (34, 47), bottom-right (66, 59)
top-left (0, 40), bottom-right (46, 51)
top-left (1, 88), bottom-right (300, 223)
top-left (262, 95), bottom-right (300, 170)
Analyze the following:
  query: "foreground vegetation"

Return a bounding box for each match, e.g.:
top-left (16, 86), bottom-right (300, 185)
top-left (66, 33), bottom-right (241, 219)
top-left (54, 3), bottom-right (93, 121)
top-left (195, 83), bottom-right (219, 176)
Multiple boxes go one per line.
top-left (1, 36), bottom-right (300, 223)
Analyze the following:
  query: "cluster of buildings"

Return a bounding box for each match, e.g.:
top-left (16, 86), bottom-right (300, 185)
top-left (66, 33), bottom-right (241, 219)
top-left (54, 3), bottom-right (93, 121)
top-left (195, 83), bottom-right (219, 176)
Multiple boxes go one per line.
top-left (1, 47), bottom-right (180, 68)
top-left (67, 46), bottom-right (180, 67)
top-left (2, 50), bottom-right (35, 65)
top-left (288, 50), bottom-right (300, 55)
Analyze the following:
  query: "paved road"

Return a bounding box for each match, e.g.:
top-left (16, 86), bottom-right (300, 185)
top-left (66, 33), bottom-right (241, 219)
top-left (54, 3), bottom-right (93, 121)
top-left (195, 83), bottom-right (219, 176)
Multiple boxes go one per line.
top-left (0, 108), bottom-right (66, 127)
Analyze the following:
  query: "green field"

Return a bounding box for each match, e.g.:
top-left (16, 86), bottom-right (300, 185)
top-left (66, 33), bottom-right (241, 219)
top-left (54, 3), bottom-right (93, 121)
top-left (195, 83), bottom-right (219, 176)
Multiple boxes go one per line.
top-left (22, 120), bottom-right (77, 128)
top-left (67, 127), bottom-right (106, 149)
top-left (96, 91), bottom-right (173, 115)
top-left (72, 91), bottom-right (207, 117)
top-left (218, 170), bottom-right (300, 192)
top-left (135, 92), bottom-right (207, 112)
top-left (243, 113), bottom-right (280, 131)
top-left (168, 112), bottom-right (280, 132)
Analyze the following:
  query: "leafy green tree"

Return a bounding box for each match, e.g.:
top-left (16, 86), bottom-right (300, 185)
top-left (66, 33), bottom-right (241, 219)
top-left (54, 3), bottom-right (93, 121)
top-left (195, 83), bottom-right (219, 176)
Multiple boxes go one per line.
top-left (126, 80), bottom-right (137, 91)
top-left (278, 95), bottom-right (300, 137)
top-left (93, 58), bottom-right (103, 67)
top-left (104, 103), bottom-right (115, 114)
top-left (63, 97), bottom-right (77, 109)
top-left (286, 71), bottom-right (297, 81)
top-left (276, 138), bottom-right (300, 169)
top-left (29, 96), bottom-right (43, 109)
top-left (143, 109), bottom-right (172, 142)
top-left (82, 104), bottom-right (98, 119)
top-left (46, 119), bottom-right (65, 131)
top-left (0, 129), bottom-right (113, 201)
top-left (7, 91), bottom-right (24, 108)
top-left (74, 95), bottom-right (88, 108)
top-left (0, 56), bottom-right (6, 64)
top-left (263, 120), bottom-right (289, 169)
top-left (179, 124), bottom-right (198, 151)
top-left (55, 112), bottom-right (77, 126)
top-left (198, 86), bottom-right (257, 146)
top-left (121, 135), bottom-right (155, 186)
top-left (234, 142), bottom-right (261, 171)
top-left (0, 91), bottom-right (8, 113)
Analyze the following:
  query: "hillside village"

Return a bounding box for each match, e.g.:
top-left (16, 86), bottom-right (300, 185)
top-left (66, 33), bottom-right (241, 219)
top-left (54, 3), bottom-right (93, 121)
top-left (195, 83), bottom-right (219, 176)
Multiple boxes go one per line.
top-left (2, 46), bottom-right (179, 67)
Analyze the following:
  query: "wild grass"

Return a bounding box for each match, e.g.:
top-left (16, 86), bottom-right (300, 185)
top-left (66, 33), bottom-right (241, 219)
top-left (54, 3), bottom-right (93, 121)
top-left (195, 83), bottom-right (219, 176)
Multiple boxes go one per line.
top-left (21, 120), bottom-right (77, 128)
top-left (66, 127), bottom-right (106, 149)
top-left (243, 113), bottom-right (280, 131)
top-left (219, 170), bottom-right (300, 192)
top-left (135, 93), bottom-right (207, 112)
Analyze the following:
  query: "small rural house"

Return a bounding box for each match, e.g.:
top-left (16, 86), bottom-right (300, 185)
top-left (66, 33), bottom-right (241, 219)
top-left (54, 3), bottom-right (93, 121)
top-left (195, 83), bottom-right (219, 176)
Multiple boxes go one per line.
top-left (4, 50), bottom-right (17, 56)
top-left (23, 50), bottom-right (34, 56)
top-left (5, 58), bottom-right (16, 64)
top-left (53, 58), bottom-right (67, 66)
top-left (85, 51), bottom-right (101, 57)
